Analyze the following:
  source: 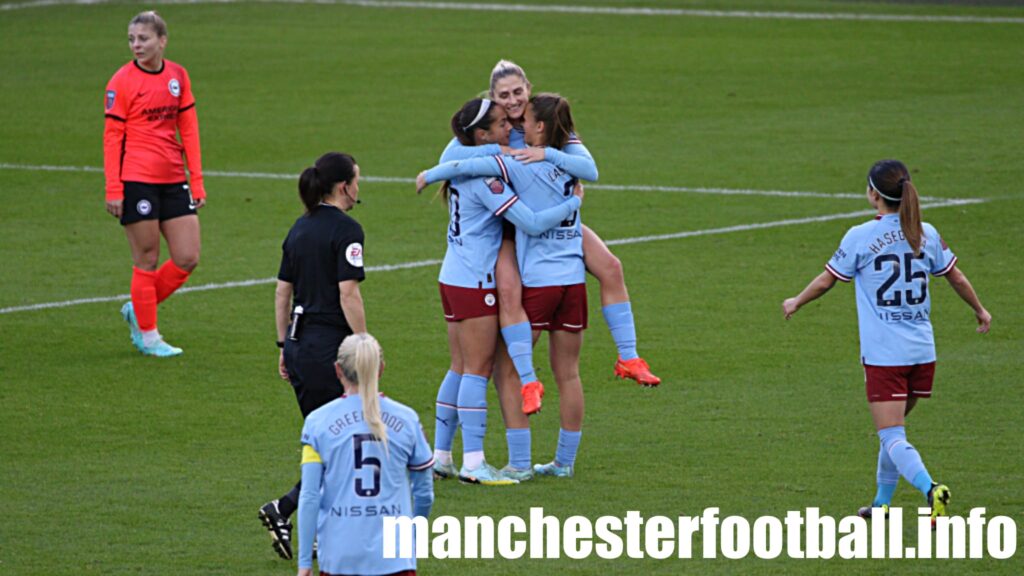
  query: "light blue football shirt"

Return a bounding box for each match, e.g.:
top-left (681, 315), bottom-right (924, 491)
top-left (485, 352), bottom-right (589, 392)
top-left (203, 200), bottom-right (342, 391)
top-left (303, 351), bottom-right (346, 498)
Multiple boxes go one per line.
top-left (437, 173), bottom-right (580, 288)
top-left (421, 155), bottom-right (585, 288)
top-left (441, 132), bottom-right (599, 182)
top-left (509, 126), bottom-right (526, 149)
top-left (299, 394), bottom-right (434, 575)
top-left (825, 214), bottom-right (957, 366)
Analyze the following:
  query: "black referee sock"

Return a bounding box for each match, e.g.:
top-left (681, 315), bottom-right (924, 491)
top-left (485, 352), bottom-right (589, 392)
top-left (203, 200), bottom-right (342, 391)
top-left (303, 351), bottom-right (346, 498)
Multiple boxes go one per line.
top-left (277, 482), bottom-right (301, 519)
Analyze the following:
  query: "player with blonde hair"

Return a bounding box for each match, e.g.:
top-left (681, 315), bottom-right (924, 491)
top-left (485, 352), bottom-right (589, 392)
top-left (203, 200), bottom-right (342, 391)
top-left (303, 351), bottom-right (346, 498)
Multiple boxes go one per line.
top-left (296, 333), bottom-right (434, 576)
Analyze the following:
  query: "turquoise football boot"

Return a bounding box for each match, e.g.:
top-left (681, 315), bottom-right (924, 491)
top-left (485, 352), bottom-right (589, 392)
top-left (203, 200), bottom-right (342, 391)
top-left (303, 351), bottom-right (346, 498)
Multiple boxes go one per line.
top-left (499, 465), bottom-right (535, 482)
top-left (120, 301), bottom-right (143, 352)
top-left (533, 461), bottom-right (574, 478)
top-left (140, 338), bottom-right (183, 358)
top-left (433, 461), bottom-right (458, 480)
top-left (458, 461), bottom-right (519, 486)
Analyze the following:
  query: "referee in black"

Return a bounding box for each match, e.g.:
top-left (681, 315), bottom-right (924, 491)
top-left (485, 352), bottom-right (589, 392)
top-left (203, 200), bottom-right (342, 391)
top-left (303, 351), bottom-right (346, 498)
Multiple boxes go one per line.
top-left (259, 152), bottom-right (367, 560)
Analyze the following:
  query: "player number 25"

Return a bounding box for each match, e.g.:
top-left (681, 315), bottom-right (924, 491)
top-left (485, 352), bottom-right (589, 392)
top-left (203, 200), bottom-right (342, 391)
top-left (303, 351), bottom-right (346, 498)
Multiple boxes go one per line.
top-left (874, 252), bottom-right (927, 307)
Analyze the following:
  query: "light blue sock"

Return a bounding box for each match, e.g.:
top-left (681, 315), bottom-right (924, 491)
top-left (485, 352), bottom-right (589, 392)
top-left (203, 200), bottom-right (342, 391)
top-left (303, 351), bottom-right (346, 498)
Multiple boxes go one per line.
top-left (457, 374), bottom-right (489, 453)
top-left (501, 322), bottom-right (537, 385)
top-left (878, 426), bottom-right (933, 497)
top-left (433, 370), bottom-right (461, 452)
top-left (912, 471), bottom-right (935, 498)
top-left (555, 429), bottom-right (582, 467)
top-left (602, 302), bottom-right (638, 361)
top-left (506, 428), bottom-right (532, 470)
top-left (873, 439), bottom-right (899, 506)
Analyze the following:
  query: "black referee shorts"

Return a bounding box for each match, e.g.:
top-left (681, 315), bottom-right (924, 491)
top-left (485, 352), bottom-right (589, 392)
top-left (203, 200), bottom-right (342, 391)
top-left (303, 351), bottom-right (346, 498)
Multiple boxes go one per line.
top-left (283, 324), bottom-right (348, 417)
top-left (121, 181), bottom-right (198, 225)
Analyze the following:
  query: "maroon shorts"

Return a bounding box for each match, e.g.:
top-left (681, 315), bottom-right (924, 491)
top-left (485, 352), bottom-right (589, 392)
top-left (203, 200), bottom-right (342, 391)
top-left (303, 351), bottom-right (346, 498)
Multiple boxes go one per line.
top-left (522, 284), bottom-right (587, 332)
top-left (863, 362), bottom-right (935, 403)
top-left (439, 283), bottom-right (497, 322)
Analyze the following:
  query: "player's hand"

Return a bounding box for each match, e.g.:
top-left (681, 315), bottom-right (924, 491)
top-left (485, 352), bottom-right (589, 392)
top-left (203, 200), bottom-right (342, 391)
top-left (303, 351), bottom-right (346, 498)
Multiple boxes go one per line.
top-left (975, 308), bottom-right (992, 333)
top-left (500, 145), bottom-right (514, 155)
top-left (297, 568), bottom-right (313, 576)
top-left (510, 147), bottom-right (546, 164)
top-left (782, 297), bottom-right (800, 319)
top-left (193, 197), bottom-right (206, 210)
top-left (415, 171), bottom-right (428, 194)
top-left (106, 199), bottom-right (123, 219)
top-left (573, 181), bottom-right (584, 203)
top-left (278, 350), bottom-right (289, 381)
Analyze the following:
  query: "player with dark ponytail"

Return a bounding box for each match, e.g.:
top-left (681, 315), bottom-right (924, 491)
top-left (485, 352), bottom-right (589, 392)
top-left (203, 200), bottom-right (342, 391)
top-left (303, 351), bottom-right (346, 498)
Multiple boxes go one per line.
top-left (868, 159), bottom-right (924, 255)
top-left (782, 159), bottom-right (991, 522)
top-left (418, 98), bottom-right (583, 485)
top-left (418, 93), bottom-right (593, 480)
top-left (259, 151), bottom-right (368, 560)
top-left (441, 60), bottom-right (662, 387)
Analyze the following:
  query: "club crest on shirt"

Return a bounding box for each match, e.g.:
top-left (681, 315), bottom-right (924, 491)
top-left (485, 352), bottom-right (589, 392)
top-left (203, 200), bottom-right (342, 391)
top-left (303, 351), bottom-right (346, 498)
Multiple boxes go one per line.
top-left (106, 90), bottom-right (116, 110)
top-left (168, 78), bottom-right (181, 97)
top-left (137, 199), bottom-right (152, 216)
top-left (486, 177), bottom-right (504, 195)
top-left (346, 243), bottom-right (364, 267)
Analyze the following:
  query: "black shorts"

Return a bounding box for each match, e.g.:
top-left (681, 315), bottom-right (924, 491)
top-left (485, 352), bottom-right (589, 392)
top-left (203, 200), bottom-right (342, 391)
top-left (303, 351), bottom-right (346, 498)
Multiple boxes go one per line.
top-left (120, 181), bottom-right (198, 225)
top-left (283, 323), bottom-right (350, 417)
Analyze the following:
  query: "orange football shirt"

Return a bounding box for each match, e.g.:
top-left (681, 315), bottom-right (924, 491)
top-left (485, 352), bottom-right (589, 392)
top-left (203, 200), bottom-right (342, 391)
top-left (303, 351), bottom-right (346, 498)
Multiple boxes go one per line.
top-left (103, 59), bottom-right (205, 201)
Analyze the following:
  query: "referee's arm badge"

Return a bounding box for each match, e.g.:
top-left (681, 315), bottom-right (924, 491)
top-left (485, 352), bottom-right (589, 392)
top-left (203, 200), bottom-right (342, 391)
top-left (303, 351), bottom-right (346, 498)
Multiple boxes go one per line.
top-left (345, 243), bottom-right (364, 268)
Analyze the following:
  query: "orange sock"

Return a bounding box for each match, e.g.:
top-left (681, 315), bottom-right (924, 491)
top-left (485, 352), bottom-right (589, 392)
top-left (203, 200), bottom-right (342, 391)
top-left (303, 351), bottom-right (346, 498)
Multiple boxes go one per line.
top-left (131, 267), bottom-right (158, 331)
top-left (155, 260), bottom-right (191, 304)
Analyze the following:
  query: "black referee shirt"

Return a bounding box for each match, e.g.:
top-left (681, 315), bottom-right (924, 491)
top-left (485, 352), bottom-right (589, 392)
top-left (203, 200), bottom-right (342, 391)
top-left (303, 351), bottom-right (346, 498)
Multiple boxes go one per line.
top-left (278, 204), bottom-right (365, 329)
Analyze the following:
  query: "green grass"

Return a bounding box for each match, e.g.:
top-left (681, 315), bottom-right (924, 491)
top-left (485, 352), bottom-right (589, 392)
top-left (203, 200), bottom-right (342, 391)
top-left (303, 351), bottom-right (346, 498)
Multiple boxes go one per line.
top-left (1, 1), bottom-right (1022, 574)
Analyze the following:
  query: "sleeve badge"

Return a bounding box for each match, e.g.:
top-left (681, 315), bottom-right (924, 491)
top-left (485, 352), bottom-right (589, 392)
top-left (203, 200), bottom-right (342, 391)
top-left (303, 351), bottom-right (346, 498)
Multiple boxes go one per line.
top-left (345, 243), bottom-right (364, 267)
top-left (486, 177), bottom-right (505, 195)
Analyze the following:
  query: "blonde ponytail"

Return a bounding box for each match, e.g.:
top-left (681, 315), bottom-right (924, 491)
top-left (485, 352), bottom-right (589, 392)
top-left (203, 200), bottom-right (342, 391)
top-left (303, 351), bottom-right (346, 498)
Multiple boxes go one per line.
top-left (898, 179), bottom-right (923, 256)
top-left (336, 333), bottom-right (388, 449)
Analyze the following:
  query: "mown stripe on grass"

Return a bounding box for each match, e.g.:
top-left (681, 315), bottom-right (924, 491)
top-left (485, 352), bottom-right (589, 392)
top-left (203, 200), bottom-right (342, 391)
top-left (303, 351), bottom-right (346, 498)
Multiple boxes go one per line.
top-left (3, 0), bottom-right (1023, 25)
top-left (0, 198), bottom-right (984, 315)
top-left (0, 163), bottom-right (947, 201)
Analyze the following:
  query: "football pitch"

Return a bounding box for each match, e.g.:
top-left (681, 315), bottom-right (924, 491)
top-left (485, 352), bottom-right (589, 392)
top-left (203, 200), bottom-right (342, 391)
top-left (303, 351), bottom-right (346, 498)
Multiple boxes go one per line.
top-left (1, 0), bottom-right (1022, 573)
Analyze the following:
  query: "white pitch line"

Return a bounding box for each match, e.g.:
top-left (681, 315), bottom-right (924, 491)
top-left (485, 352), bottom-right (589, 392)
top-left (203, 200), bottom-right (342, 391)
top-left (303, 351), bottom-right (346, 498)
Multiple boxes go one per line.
top-left (2, 0), bottom-right (1022, 24)
top-left (606, 198), bottom-right (984, 246)
top-left (0, 259), bottom-right (444, 315)
top-left (0, 199), bottom-right (985, 315)
top-left (0, 163), bottom-right (947, 201)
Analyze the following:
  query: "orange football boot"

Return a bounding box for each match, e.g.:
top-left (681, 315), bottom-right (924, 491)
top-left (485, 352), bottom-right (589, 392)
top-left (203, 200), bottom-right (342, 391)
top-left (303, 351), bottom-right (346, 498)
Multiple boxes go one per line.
top-left (614, 357), bottom-right (661, 386)
top-left (521, 381), bottom-right (545, 415)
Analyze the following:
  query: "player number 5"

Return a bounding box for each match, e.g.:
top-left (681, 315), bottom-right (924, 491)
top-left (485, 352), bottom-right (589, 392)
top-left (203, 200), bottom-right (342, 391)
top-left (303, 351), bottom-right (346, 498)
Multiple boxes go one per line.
top-left (353, 433), bottom-right (382, 497)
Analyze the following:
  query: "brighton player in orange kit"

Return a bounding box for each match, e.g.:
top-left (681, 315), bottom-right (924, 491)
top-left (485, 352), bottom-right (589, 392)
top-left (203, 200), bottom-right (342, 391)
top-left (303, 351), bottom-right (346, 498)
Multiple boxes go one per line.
top-left (103, 11), bottom-right (205, 357)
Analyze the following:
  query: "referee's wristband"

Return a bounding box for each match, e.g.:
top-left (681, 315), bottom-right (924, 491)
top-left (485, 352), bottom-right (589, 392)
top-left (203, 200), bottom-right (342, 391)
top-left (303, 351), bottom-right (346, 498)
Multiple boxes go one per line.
top-left (276, 340), bottom-right (285, 349)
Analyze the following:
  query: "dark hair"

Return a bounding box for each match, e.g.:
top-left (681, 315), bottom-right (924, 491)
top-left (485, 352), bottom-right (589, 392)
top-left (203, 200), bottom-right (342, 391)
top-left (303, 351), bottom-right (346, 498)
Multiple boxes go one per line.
top-left (298, 152), bottom-right (357, 212)
top-left (528, 93), bottom-right (575, 150)
top-left (450, 98), bottom-right (500, 146)
top-left (129, 11), bottom-right (168, 37)
top-left (868, 159), bottom-right (923, 255)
